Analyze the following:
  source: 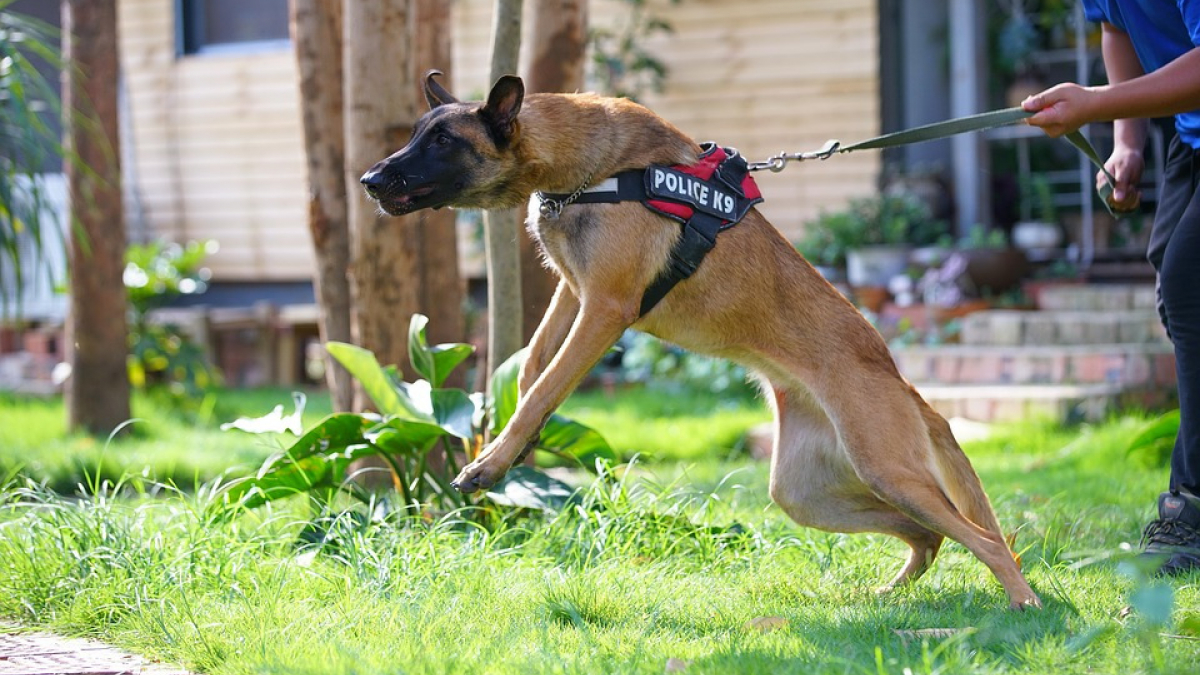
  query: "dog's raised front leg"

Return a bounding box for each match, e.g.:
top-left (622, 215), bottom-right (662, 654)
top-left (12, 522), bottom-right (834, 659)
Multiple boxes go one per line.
top-left (519, 280), bottom-right (580, 397)
top-left (453, 296), bottom-right (634, 492)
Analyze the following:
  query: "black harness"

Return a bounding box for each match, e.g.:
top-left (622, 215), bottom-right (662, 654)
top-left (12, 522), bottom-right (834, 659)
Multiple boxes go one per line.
top-left (536, 143), bottom-right (764, 316)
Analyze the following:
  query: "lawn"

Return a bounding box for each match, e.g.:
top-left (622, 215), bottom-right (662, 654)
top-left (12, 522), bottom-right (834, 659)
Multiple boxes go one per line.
top-left (2, 388), bottom-right (1198, 674)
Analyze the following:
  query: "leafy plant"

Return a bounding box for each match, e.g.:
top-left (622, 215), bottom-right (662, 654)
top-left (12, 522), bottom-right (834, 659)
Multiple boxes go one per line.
top-left (221, 314), bottom-right (617, 516)
top-left (615, 330), bottom-right (754, 398)
top-left (588, 0), bottom-right (679, 101)
top-left (796, 193), bottom-right (948, 267)
top-left (0, 6), bottom-right (65, 314)
top-left (1126, 408), bottom-right (1180, 469)
top-left (1019, 173), bottom-right (1058, 223)
top-left (124, 240), bottom-right (220, 401)
top-left (958, 223), bottom-right (1010, 249)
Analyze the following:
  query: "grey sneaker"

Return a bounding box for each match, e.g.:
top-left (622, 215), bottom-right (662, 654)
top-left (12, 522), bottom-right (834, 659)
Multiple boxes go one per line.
top-left (1140, 491), bottom-right (1200, 575)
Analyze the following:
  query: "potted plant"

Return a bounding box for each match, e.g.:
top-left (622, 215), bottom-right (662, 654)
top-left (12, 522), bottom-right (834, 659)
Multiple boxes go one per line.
top-left (1012, 175), bottom-right (1064, 252)
top-left (798, 193), bottom-right (948, 288)
top-left (957, 224), bottom-right (1030, 294)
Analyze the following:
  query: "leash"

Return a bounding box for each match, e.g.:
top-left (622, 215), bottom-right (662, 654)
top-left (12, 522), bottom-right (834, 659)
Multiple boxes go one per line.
top-left (748, 107), bottom-right (1120, 215)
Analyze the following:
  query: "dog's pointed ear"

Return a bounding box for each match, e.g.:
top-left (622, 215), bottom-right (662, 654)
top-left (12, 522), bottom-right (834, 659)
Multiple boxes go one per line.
top-left (481, 75), bottom-right (524, 144)
top-left (424, 70), bottom-right (458, 109)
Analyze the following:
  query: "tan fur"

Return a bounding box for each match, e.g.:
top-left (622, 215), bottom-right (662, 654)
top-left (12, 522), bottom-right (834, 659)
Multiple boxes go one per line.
top-left (371, 76), bottom-right (1041, 610)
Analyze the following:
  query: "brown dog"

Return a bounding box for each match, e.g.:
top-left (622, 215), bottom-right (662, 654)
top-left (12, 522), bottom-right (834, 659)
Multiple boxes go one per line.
top-left (360, 72), bottom-right (1041, 609)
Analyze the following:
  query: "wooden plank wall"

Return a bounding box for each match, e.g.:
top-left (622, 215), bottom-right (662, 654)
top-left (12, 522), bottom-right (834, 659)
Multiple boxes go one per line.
top-left (119, 0), bottom-right (311, 280)
top-left (118, 0), bottom-right (878, 281)
top-left (452, 0), bottom-right (881, 241)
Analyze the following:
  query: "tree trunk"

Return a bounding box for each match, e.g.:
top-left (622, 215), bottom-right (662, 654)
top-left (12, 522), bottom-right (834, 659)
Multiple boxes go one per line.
top-left (290, 0), bottom-right (353, 412)
top-left (483, 0), bottom-right (525, 378)
top-left (413, 0), bottom-right (465, 366)
top-left (521, 0), bottom-right (587, 342)
top-left (343, 0), bottom-right (422, 404)
top-left (62, 0), bottom-right (131, 435)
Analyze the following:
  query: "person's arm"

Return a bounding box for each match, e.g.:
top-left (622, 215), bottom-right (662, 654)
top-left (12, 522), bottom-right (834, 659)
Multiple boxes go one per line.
top-left (1101, 22), bottom-right (1147, 208)
top-left (1022, 28), bottom-right (1200, 135)
top-left (1023, 22), bottom-right (1192, 209)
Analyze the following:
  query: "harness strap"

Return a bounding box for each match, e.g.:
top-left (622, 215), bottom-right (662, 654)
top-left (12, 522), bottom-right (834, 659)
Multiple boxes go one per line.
top-left (536, 143), bottom-right (761, 317)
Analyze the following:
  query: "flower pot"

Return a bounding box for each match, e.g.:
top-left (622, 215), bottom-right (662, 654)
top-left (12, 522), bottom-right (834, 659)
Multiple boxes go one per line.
top-left (960, 247), bottom-right (1030, 294)
top-left (1012, 220), bottom-right (1063, 250)
top-left (846, 245), bottom-right (911, 288)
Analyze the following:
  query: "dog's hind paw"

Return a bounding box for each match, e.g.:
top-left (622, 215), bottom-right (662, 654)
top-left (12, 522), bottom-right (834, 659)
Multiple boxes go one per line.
top-left (1009, 594), bottom-right (1043, 611)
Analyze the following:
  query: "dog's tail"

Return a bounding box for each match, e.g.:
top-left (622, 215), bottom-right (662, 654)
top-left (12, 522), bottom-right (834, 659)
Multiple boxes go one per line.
top-left (920, 402), bottom-right (1005, 538)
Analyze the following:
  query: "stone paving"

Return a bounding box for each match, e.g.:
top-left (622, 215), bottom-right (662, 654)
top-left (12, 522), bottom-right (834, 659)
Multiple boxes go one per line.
top-left (0, 631), bottom-right (189, 675)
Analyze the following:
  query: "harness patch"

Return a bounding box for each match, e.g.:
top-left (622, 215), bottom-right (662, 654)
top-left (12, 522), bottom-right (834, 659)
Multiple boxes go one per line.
top-left (647, 167), bottom-right (739, 220)
top-left (534, 142), bottom-right (763, 316)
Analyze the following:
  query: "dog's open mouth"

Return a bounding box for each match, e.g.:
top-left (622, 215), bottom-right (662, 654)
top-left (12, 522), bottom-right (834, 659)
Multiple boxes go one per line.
top-left (376, 185), bottom-right (437, 215)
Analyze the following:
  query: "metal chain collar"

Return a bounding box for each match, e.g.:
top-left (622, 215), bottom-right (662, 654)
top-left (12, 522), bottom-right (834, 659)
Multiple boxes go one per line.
top-left (537, 172), bottom-right (596, 220)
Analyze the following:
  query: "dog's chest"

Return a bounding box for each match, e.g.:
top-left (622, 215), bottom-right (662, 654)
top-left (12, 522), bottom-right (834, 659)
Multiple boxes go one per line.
top-left (525, 201), bottom-right (596, 281)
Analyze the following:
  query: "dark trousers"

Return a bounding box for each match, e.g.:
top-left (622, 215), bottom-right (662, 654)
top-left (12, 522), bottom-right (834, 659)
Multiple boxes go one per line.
top-left (1147, 133), bottom-right (1200, 495)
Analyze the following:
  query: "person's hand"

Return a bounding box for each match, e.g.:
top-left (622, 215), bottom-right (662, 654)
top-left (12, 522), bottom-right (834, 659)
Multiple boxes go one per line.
top-left (1101, 145), bottom-right (1144, 212)
top-left (1022, 83), bottom-right (1098, 138)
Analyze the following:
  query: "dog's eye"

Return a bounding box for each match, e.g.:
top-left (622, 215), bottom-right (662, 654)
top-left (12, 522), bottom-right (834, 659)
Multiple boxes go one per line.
top-left (435, 133), bottom-right (451, 146)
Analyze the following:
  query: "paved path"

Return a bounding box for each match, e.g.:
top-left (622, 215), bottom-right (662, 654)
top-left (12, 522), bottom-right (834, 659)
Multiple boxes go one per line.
top-left (0, 631), bottom-right (189, 675)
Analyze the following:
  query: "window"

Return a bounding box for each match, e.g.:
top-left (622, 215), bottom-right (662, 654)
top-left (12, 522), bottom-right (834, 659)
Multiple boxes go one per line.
top-left (178, 0), bottom-right (290, 55)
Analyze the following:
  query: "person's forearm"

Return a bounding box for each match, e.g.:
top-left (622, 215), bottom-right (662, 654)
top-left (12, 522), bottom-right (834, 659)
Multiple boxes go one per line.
top-left (1101, 22), bottom-right (1148, 151)
top-left (1089, 47), bottom-right (1200, 123)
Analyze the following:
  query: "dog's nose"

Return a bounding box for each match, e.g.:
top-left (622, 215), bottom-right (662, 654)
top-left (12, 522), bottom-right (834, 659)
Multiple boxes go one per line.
top-left (360, 170), bottom-right (386, 198)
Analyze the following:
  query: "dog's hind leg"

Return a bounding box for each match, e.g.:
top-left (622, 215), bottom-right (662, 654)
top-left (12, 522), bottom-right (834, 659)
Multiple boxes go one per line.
top-left (766, 384), bottom-right (945, 592)
top-left (830, 394), bottom-right (1041, 610)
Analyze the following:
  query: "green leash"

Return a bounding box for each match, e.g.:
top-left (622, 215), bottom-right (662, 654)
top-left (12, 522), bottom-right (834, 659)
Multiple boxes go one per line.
top-left (750, 106), bottom-right (1120, 216)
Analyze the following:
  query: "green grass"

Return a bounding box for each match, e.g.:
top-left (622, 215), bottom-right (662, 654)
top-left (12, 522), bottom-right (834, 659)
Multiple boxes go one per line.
top-left (0, 385), bottom-right (764, 493)
top-left (0, 388), bottom-right (332, 493)
top-left (561, 386), bottom-right (769, 462)
top-left (2, 405), bottom-right (1199, 674)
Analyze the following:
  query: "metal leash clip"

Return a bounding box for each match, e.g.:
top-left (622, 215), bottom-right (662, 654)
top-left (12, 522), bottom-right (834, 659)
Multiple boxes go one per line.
top-left (747, 140), bottom-right (841, 173)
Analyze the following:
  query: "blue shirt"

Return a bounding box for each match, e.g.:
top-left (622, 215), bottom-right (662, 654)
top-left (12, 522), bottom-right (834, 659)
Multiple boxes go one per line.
top-left (1083, 0), bottom-right (1200, 147)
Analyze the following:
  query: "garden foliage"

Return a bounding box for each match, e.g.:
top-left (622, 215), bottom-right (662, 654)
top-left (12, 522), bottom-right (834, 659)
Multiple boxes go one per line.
top-left (222, 314), bottom-right (617, 516)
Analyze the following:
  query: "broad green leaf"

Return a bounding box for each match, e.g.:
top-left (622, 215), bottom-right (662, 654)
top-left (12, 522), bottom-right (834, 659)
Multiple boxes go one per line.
top-left (538, 413), bottom-right (618, 469)
top-left (227, 444), bottom-right (379, 509)
top-left (1130, 583), bottom-right (1174, 627)
top-left (407, 313), bottom-right (476, 388)
top-left (1127, 409), bottom-right (1180, 454)
top-left (366, 417), bottom-right (447, 454)
top-left (327, 342), bottom-right (421, 418)
top-left (221, 392), bottom-right (306, 435)
top-left (430, 343), bottom-right (475, 387)
top-left (402, 380), bottom-right (478, 439)
top-left (1177, 613), bottom-right (1200, 637)
top-left (220, 413), bottom-right (372, 506)
top-left (486, 466), bottom-right (578, 511)
top-left (265, 413), bottom-right (374, 465)
top-left (408, 315), bottom-right (436, 385)
top-left (489, 347), bottom-right (527, 435)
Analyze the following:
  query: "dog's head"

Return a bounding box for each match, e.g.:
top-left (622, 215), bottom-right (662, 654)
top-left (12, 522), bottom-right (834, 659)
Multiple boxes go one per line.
top-left (360, 71), bottom-right (526, 216)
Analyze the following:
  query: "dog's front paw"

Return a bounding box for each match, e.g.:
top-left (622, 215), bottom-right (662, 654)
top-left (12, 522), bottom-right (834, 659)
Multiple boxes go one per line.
top-left (450, 459), bottom-right (509, 494)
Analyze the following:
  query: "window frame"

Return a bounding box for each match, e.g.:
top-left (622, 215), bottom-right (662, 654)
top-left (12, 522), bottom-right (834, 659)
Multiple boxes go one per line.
top-left (175, 0), bottom-right (291, 57)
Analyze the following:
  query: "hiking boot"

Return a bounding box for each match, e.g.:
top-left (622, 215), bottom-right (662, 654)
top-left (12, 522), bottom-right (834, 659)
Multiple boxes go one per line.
top-left (1140, 491), bottom-right (1200, 575)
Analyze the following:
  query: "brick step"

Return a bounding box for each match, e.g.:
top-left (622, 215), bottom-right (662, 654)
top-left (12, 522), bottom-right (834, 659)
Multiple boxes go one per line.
top-left (960, 309), bottom-right (1168, 346)
top-left (915, 383), bottom-right (1176, 424)
top-left (893, 343), bottom-right (1176, 387)
top-left (1036, 283), bottom-right (1157, 311)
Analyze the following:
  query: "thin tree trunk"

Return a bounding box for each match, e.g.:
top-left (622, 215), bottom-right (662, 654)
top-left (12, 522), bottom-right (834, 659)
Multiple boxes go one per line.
top-left (63, 0), bottom-right (131, 435)
top-left (484, 0), bottom-right (524, 378)
top-left (290, 0), bottom-right (353, 412)
top-left (413, 0), bottom-right (465, 367)
top-left (343, 0), bottom-right (422, 404)
top-left (521, 0), bottom-right (587, 343)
